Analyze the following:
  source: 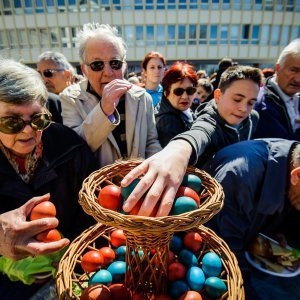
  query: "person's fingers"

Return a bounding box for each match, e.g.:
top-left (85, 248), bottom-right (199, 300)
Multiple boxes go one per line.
top-left (23, 193), bottom-right (51, 217)
top-left (27, 217), bottom-right (60, 237)
top-left (155, 185), bottom-right (178, 217)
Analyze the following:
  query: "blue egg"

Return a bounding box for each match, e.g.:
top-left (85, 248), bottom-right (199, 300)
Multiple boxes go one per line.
top-left (88, 269), bottom-right (112, 286)
top-left (107, 261), bottom-right (126, 283)
top-left (121, 178), bottom-right (140, 199)
top-left (170, 235), bottom-right (183, 254)
top-left (205, 277), bottom-right (227, 298)
top-left (115, 245), bottom-right (127, 261)
top-left (171, 196), bottom-right (198, 215)
top-left (202, 252), bottom-right (222, 277)
top-left (186, 266), bottom-right (205, 291)
top-left (178, 249), bottom-right (198, 267)
top-left (168, 280), bottom-right (190, 298)
top-left (131, 249), bottom-right (146, 258)
top-left (182, 174), bottom-right (202, 193)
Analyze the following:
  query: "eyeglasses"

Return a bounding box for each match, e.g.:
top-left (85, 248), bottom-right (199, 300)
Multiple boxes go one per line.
top-left (38, 69), bottom-right (65, 78)
top-left (173, 87), bottom-right (197, 96)
top-left (0, 113), bottom-right (52, 134)
top-left (85, 60), bottom-right (124, 72)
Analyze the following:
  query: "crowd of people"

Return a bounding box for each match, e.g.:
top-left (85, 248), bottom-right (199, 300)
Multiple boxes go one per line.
top-left (0, 21), bottom-right (299, 299)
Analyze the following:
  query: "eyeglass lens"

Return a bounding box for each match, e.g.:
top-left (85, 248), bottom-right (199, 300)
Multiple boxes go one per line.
top-left (88, 60), bottom-right (123, 72)
top-left (173, 87), bottom-right (196, 96)
top-left (39, 69), bottom-right (65, 78)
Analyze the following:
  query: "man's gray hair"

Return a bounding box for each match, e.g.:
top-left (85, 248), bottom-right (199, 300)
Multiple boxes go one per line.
top-left (0, 59), bottom-right (48, 106)
top-left (38, 51), bottom-right (76, 75)
top-left (77, 23), bottom-right (127, 64)
top-left (277, 38), bottom-right (300, 66)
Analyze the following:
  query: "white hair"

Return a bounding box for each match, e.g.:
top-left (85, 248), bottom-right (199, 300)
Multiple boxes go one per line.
top-left (277, 38), bottom-right (300, 66)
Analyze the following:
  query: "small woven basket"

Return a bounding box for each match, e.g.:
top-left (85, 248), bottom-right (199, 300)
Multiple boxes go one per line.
top-left (56, 223), bottom-right (245, 299)
top-left (78, 159), bottom-right (224, 294)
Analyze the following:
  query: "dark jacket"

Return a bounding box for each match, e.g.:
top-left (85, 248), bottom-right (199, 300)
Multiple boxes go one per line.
top-left (47, 93), bottom-right (63, 124)
top-left (203, 139), bottom-right (300, 299)
top-left (174, 100), bottom-right (259, 167)
top-left (253, 76), bottom-right (300, 140)
top-left (0, 122), bottom-right (97, 240)
top-left (155, 95), bottom-right (195, 147)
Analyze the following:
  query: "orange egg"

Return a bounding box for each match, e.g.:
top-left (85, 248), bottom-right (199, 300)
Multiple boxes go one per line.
top-left (110, 229), bottom-right (126, 248)
top-left (30, 201), bottom-right (56, 220)
top-left (81, 250), bottom-right (104, 273)
top-left (35, 228), bottom-right (61, 243)
top-left (179, 291), bottom-right (203, 300)
top-left (98, 185), bottom-right (123, 212)
top-left (183, 231), bottom-right (203, 252)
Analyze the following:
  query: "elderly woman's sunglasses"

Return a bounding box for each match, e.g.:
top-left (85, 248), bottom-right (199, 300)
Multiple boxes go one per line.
top-left (39, 69), bottom-right (65, 78)
top-left (86, 60), bottom-right (124, 72)
top-left (173, 87), bottom-right (197, 96)
top-left (0, 113), bottom-right (52, 134)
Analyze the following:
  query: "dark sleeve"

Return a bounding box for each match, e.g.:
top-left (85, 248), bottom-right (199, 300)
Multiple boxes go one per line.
top-left (47, 93), bottom-right (63, 124)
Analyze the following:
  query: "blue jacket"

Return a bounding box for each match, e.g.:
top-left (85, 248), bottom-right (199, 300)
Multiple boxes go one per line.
top-left (254, 76), bottom-right (300, 140)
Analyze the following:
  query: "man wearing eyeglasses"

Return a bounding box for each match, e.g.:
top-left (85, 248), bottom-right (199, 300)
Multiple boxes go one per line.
top-left (60, 23), bottom-right (162, 167)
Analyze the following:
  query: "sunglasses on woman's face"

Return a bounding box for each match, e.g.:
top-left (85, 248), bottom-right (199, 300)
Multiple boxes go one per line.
top-left (85, 60), bottom-right (124, 72)
top-left (173, 87), bottom-right (197, 96)
top-left (38, 69), bottom-right (65, 78)
top-left (0, 113), bottom-right (52, 134)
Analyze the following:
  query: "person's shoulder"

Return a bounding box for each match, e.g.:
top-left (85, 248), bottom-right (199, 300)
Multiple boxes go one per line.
top-left (60, 78), bottom-right (88, 99)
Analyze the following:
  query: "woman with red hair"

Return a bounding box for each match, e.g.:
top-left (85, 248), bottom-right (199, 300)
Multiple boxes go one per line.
top-left (155, 61), bottom-right (197, 147)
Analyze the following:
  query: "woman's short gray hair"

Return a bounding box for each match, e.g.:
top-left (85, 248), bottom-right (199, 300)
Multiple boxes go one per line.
top-left (0, 59), bottom-right (48, 106)
top-left (77, 23), bottom-right (127, 64)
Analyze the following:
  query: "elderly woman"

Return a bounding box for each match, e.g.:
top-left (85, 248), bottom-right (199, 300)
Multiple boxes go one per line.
top-left (0, 59), bottom-right (96, 299)
top-left (155, 61), bottom-right (198, 147)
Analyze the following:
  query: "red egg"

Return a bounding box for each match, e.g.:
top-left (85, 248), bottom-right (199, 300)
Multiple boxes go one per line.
top-left (132, 293), bottom-right (145, 300)
top-left (183, 231), bottom-right (203, 252)
top-left (35, 228), bottom-right (61, 243)
top-left (98, 185), bottom-right (123, 211)
top-left (80, 283), bottom-right (111, 300)
top-left (168, 262), bottom-right (186, 281)
top-left (99, 247), bottom-right (116, 267)
top-left (110, 229), bottom-right (126, 248)
top-left (176, 186), bottom-right (200, 206)
top-left (30, 201), bottom-right (56, 220)
top-left (81, 250), bottom-right (104, 273)
top-left (109, 283), bottom-right (132, 300)
top-left (179, 291), bottom-right (203, 300)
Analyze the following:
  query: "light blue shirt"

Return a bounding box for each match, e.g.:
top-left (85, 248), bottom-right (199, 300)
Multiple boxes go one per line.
top-left (146, 84), bottom-right (163, 108)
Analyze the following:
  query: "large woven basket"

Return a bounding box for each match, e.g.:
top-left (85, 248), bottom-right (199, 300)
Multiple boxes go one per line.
top-left (77, 159), bottom-right (224, 295)
top-left (56, 223), bottom-right (245, 299)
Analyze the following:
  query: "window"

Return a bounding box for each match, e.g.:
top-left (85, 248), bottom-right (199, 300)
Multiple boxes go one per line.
top-left (18, 29), bottom-right (28, 48)
top-left (265, 0), bottom-right (273, 10)
top-left (230, 24), bottom-right (239, 44)
top-left (223, 0), bottom-right (231, 9)
top-left (146, 25), bottom-right (154, 46)
top-left (168, 25), bottom-right (175, 45)
top-left (157, 25), bottom-right (165, 46)
top-left (178, 25), bottom-right (186, 45)
top-left (243, 0), bottom-right (252, 10)
top-left (156, 0), bottom-right (164, 10)
top-left (210, 25), bottom-right (218, 45)
top-left (135, 0), bottom-right (143, 10)
top-left (275, 0), bottom-right (284, 11)
top-left (136, 26), bottom-right (144, 47)
top-left (179, 0), bottom-right (187, 9)
top-left (3, 0), bottom-right (12, 15)
top-left (291, 26), bottom-right (300, 40)
top-left (112, 0), bottom-right (120, 10)
top-left (286, 0), bottom-right (294, 11)
top-left (261, 25), bottom-right (270, 46)
top-left (49, 27), bottom-right (60, 47)
top-left (199, 25), bottom-right (207, 44)
top-left (233, 0), bottom-right (242, 10)
top-left (189, 24), bottom-right (197, 45)
top-left (212, 0), bottom-right (219, 10)
top-left (241, 24), bottom-right (250, 44)
top-left (39, 28), bottom-right (49, 48)
top-left (8, 30), bottom-right (17, 49)
top-left (168, 0), bottom-right (176, 9)
top-left (146, 0), bottom-right (154, 10)
top-left (124, 25), bottom-right (134, 47)
top-left (0, 31), bottom-right (6, 50)
top-left (200, 0), bottom-right (209, 10)
top-left (254, 0), bottom-right (262, 10)
top-left (220, 25), bottom-right (228, 44)
top-left (35, 0), bottom-right (45, 13)
top-left (251, 25), bottom-right (260, 45)
top-left (271, 25), bottom-right (280, 46)
top-left (28, 28), bottom-right (39, 47)
top-left (281, 26), bottom-right (290, 46)
top-left (189, 0), bottom-right (198, 9)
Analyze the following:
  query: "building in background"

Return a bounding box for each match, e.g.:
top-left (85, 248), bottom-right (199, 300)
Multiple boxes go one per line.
top-left (0, 0), bottom-right (299, 75)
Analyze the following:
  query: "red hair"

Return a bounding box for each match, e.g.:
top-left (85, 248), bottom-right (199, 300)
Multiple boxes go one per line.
top-left (142, 51), bottom-right (166, 70)
top-left (162, 61), bottom-right (197, 97)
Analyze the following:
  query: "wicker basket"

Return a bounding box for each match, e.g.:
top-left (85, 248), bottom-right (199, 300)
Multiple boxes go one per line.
top-left (78, 159), bottom-right (224, 294)
top-left (56, 223), bottom-right (245, 299)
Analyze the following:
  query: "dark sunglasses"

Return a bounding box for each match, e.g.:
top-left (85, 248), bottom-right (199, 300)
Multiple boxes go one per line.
top-left (86, 60), bottom-right (124, 72)
top-left (0, 113), bottom-right (52, 134)
top-left (173, 87), bottom-right (197, 96)
top-left (39, 69), bottom-right (65, 78)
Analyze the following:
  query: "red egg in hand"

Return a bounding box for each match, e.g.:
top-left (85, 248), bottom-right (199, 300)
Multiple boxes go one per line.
top-left (81, 250), bottom-right (104, 273)
top-left (183, 231), bottom-right (203, 252)
top-left (98, 185), bottom-right (123, 211)
top-left (176, 186), bottom-right (200, 206)
top-left (30, 201), bottom-right (56, 220)
top-left (35, 228), bottom-right (61, 243)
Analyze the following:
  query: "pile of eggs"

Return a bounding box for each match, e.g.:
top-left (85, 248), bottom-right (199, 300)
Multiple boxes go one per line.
top-left (98, 174), bottom-right (202, 216)
top-left (76, 228), bottom-right (227, 300)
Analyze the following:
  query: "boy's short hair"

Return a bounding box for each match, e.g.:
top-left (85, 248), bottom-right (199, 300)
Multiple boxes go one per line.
top-left (218, 65), bottom-right (263, 93)
top-left (197, 78), bottom-right (213, 95)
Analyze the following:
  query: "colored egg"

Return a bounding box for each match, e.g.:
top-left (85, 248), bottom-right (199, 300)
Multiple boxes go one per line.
top-left (89, 269), bottom-right (113, 286)
top-left (98, 185), bottom-right (123, 211)
top-left (182, 174), bottom-right (202, 193)
top-left (168, 280), bottom-right (190, 299)
top-left (201, 252), bottom-right (222, 277)
top-left (179, 291), bottom-right (203, 300)
top-left (176, 186), bottom-right (200, 206)
top-left (178, 249), bottom-right (198, 267)
top-left (110, 229), bottom-right (126, 248)
top-left (186, 266), bottom-right (205, 291)
top-left (170, 235), bottom-right (183, 254)
top-left (121, 178), bottom-right (140, 199)
top-left (183, 231), bottom-right (203, 252)
top-left (205, 277), bottom-right (227, 298)
top-left (81, 250), bottom-right (104, 273)
top-left (80, 283), bottom-right (111, 300)
top-left (171, 196), bottom-right (198, 215)
top-left (107, 261), bottom-right (126, 283)
top-left (115, 246), bottom-right (127, 261)
top-left (99, 247), bottom-right (116, 267)
top-left (168, 262), bottom-right (186, 281)
top-left (109, 283), bottom-right (132, 300)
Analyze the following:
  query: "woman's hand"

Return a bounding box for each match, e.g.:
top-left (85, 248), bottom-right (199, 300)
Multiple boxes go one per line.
top-left (121, 140), bottom-right (193, 217)
top-left (0, 194), bottom-right (69, 261)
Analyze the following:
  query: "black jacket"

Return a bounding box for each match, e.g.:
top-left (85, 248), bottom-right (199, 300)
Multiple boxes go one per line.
top-left (0, 122), bottom-right (98, 240)
top-left (155, 95), bottom-right (195, 147)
